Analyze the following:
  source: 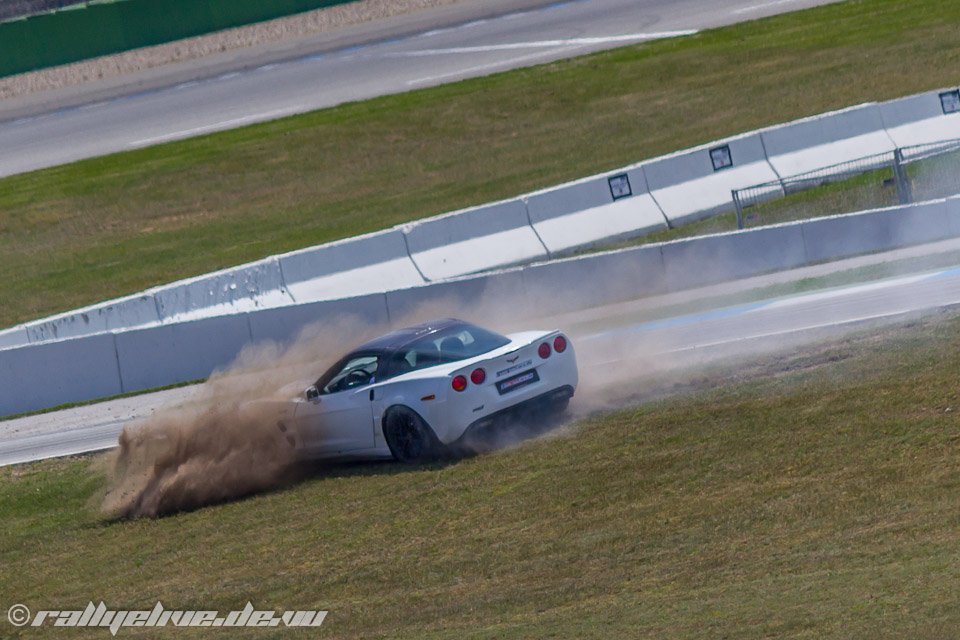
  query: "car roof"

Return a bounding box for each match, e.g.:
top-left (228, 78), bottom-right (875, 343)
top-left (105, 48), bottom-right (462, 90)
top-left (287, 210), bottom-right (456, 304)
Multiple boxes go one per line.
top-left (353, 318), bottom-right (467, 353)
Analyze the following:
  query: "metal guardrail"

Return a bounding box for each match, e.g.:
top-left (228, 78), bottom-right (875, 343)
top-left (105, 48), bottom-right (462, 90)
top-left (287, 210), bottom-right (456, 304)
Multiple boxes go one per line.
top-left (732, 138), bottom-right (960, 229)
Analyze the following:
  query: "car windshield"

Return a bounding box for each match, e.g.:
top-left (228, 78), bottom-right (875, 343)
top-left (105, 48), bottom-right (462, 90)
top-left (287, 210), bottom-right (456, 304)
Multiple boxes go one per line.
top-left (389, 323), bottom-right (510, 376)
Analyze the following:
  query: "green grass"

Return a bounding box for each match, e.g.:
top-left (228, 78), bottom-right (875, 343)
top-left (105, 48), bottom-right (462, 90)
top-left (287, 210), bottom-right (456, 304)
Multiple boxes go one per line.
top-left (3, 314), bottom-right (960, 638)
top-left (4, 0), bottom-right (960, 327)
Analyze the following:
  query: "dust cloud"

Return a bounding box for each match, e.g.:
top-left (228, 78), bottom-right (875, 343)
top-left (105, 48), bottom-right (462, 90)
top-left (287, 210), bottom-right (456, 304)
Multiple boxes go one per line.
top-left (100, 319), bottom-right (384, 519)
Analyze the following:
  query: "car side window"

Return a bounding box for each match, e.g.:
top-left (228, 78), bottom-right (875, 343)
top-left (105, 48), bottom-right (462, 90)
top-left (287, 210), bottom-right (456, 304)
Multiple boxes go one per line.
top-left (322, 355), bottom-right (379, 394)
top-left (391, 346), bottom-right (442, 376)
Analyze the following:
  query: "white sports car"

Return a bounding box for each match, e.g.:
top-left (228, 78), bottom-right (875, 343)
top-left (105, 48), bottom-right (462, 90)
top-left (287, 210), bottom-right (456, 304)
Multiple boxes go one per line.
top-left (278, 318), bottom-right (578, 463)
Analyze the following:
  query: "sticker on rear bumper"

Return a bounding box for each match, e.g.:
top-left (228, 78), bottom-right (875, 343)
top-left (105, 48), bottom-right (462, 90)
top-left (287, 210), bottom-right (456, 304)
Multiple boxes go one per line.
top-left (496, 369), bottom-right (540, 395)
top-left (496, 358), bottom-right (533, 379)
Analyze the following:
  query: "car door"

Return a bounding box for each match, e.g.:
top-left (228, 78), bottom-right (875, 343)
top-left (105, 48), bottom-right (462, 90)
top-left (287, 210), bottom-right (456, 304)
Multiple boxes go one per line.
top-left (296, 355), bottom-right (378, 454)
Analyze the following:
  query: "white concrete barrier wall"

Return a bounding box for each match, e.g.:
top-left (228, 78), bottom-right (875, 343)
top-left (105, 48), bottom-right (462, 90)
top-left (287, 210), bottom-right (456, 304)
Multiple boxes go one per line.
top-left (247, 294), bottom-right (391, 345)
top-left (661, 224), bottom-right (808, 291)
top-left (0, 333), bottom-right (122, 416)
top-left (521, 244), bottom-right (666, 316)
top-left (945, 195), bottom-right (960, 236)
top-left (760, 103), bottom-right (897, 177)
top-left (152, 257), bottom-right (293, 323)
top-left (801, 199), bottom-right (956, 264)
top-left (403, 199), bottom-right (548, 281)
top-left (24, 292), bottom-right (160, 344)
top-left (525, 171), bottom-right (667, 255)
top-left (0, 326), bottom-right (28, 350)
top-left (278, 230), bottom-right (425, 303)
top-left (643, 133), bottom-right (782, 225)
top-left (384, 269), bottom-right (528, 325)
top-left (879, 88), bottom-right (960, 149)
top-left (7, 196), bottom-right (960, 417)
top-left (114, 314), bottom-right (252, 393)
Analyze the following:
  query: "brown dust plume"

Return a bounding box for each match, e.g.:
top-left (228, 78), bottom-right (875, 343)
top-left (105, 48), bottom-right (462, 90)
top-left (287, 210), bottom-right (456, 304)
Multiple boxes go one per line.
top-left (100, 319), bottom-right (384, 519)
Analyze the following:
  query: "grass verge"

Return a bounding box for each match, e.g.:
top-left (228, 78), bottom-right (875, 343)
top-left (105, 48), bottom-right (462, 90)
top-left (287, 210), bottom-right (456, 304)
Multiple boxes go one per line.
top-left (4, 0), bottom-right (960, 327)
top-left (2, 313), bottom-right (960, 638)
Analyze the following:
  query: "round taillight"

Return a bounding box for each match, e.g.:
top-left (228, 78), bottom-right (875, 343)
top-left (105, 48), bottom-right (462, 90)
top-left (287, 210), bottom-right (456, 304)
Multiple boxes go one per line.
top-left (538, 342), bottom-right (551, 359)
top-left (554, 335), bottom-right (567, 353)
top-left (451, 375), bottom-right (468, 392)
top-left (471, 368), bottom-right (486, 385)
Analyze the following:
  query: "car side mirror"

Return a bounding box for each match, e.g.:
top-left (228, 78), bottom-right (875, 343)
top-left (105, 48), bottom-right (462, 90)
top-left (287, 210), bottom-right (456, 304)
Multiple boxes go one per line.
top-left (305, 385), bottom-right (320, 402)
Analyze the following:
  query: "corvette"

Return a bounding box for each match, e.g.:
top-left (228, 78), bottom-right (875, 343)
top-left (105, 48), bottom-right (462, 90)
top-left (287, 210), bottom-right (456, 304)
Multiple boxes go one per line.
top-left (276, 318), bottom-right (578, 463)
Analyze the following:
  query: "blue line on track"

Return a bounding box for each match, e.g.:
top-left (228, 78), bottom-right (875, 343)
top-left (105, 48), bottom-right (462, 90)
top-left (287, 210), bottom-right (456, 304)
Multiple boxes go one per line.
top-left (921, 265), bottom-right (960, 281)
top-left (584, 300), bottom-right (772, 342)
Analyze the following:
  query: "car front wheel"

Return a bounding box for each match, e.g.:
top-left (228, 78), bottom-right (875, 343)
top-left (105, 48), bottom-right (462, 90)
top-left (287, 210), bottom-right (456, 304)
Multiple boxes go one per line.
top-left (382, 406), bottom-right (445, 464)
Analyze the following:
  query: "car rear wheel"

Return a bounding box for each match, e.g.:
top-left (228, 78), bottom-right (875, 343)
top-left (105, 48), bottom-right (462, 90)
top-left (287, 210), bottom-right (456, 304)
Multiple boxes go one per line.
top-left (383, 407), bottom-right (444, 464)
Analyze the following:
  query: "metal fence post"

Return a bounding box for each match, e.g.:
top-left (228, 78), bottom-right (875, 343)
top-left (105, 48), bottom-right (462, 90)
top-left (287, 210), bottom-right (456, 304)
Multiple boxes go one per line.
top-left (732, 189), bottom-right (745, 230)
top-left (893, 148), bottom-right (913, 205)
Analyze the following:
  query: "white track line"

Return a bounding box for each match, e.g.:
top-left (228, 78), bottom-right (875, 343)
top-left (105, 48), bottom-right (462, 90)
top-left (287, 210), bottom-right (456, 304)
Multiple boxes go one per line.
top-left (393, 32), bottom-right (698, 57)
top-left (733, 0), bottom-right (804, 15)
top-left (128, 106), bottom-right (309, 147)
top-left (406, 50), bottom-right (571, 86)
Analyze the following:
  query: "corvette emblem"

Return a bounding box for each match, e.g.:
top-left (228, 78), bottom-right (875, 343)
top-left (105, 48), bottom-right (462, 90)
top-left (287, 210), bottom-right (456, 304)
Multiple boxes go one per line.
top-left (506, 356), bottom-right (520, 363)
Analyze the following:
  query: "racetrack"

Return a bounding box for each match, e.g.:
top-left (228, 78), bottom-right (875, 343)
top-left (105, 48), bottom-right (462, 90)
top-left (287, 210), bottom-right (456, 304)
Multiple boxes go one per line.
top-left (5, 237), bottom-right (960, 468)
top-left (0, 0), bottom-right (843, 179)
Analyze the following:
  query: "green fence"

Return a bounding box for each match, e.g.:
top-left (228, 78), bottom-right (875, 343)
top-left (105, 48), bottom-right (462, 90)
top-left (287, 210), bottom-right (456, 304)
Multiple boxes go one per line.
top-left (0, 0), bottom-right (358, 78)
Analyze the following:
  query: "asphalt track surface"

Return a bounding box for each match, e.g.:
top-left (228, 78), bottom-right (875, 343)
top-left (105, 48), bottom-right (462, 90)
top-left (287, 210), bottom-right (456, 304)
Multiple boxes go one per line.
top-left (4, 239), bottom-right (960, 467)
top-left (0, 0), bottom-right (844, 178)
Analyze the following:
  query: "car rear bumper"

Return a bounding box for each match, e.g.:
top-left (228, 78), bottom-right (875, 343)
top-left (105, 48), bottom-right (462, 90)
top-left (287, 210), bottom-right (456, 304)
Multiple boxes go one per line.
top-left (452, 384), bottom-right (574, 447)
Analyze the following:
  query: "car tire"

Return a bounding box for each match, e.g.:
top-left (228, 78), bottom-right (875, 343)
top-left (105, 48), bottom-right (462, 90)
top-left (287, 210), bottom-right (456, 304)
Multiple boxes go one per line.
top-left (382, 406), bottom-right (445, 464)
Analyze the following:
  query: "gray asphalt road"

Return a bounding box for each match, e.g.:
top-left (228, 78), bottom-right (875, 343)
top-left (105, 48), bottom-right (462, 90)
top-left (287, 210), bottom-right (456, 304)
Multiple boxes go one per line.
top-left (0, 0), bottom-right (843, 178)
top-left (4, 246), bottom-right (960, 467)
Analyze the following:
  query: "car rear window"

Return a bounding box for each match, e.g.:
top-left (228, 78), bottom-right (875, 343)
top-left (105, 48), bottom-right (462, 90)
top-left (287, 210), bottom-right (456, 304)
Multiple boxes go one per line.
top-left (391, 324), bottom-right (510, 375)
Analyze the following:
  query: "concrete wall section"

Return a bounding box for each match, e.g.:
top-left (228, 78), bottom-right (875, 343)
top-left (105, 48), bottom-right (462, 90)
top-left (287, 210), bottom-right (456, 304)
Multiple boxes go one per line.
top-left (24, 293), bottom-right (160, 344)
top-left (0, 333), bottom-right (122, 417)
top-left (153, 257), bottom-right (292, 323)
top-left (0, 327), bottom-right (28, 350)
top-left (801, 200), bottom-right (955, 264)
top-left (521, 245), bottom-right (666, 316)
top-left (404, 200), bottom-right (547, 281)
top-left (526, 172), bottom-right (667, 255)
top-left (524, 167), bottom-right (647, 224)
top-left (531, 197), bottom-right (667, 255)
top-left (643, 133), bottom-right (782, 225)
top-left (279, 229), bottom-right (425, 302)
top-left (944, 196), bottom-right (960, 237)
top-left (248, 294), bottom-right (391, 346)
top-left (880, 89), bottom-right (960, 149)
top-left (384, 269), bottom-right (527, 326)
top-left (661, 224), bottom-right (808, 291)
top-left (115, 314), bottom-right (252, 393)
top-left (761, 103), bottom-right (897, 178)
